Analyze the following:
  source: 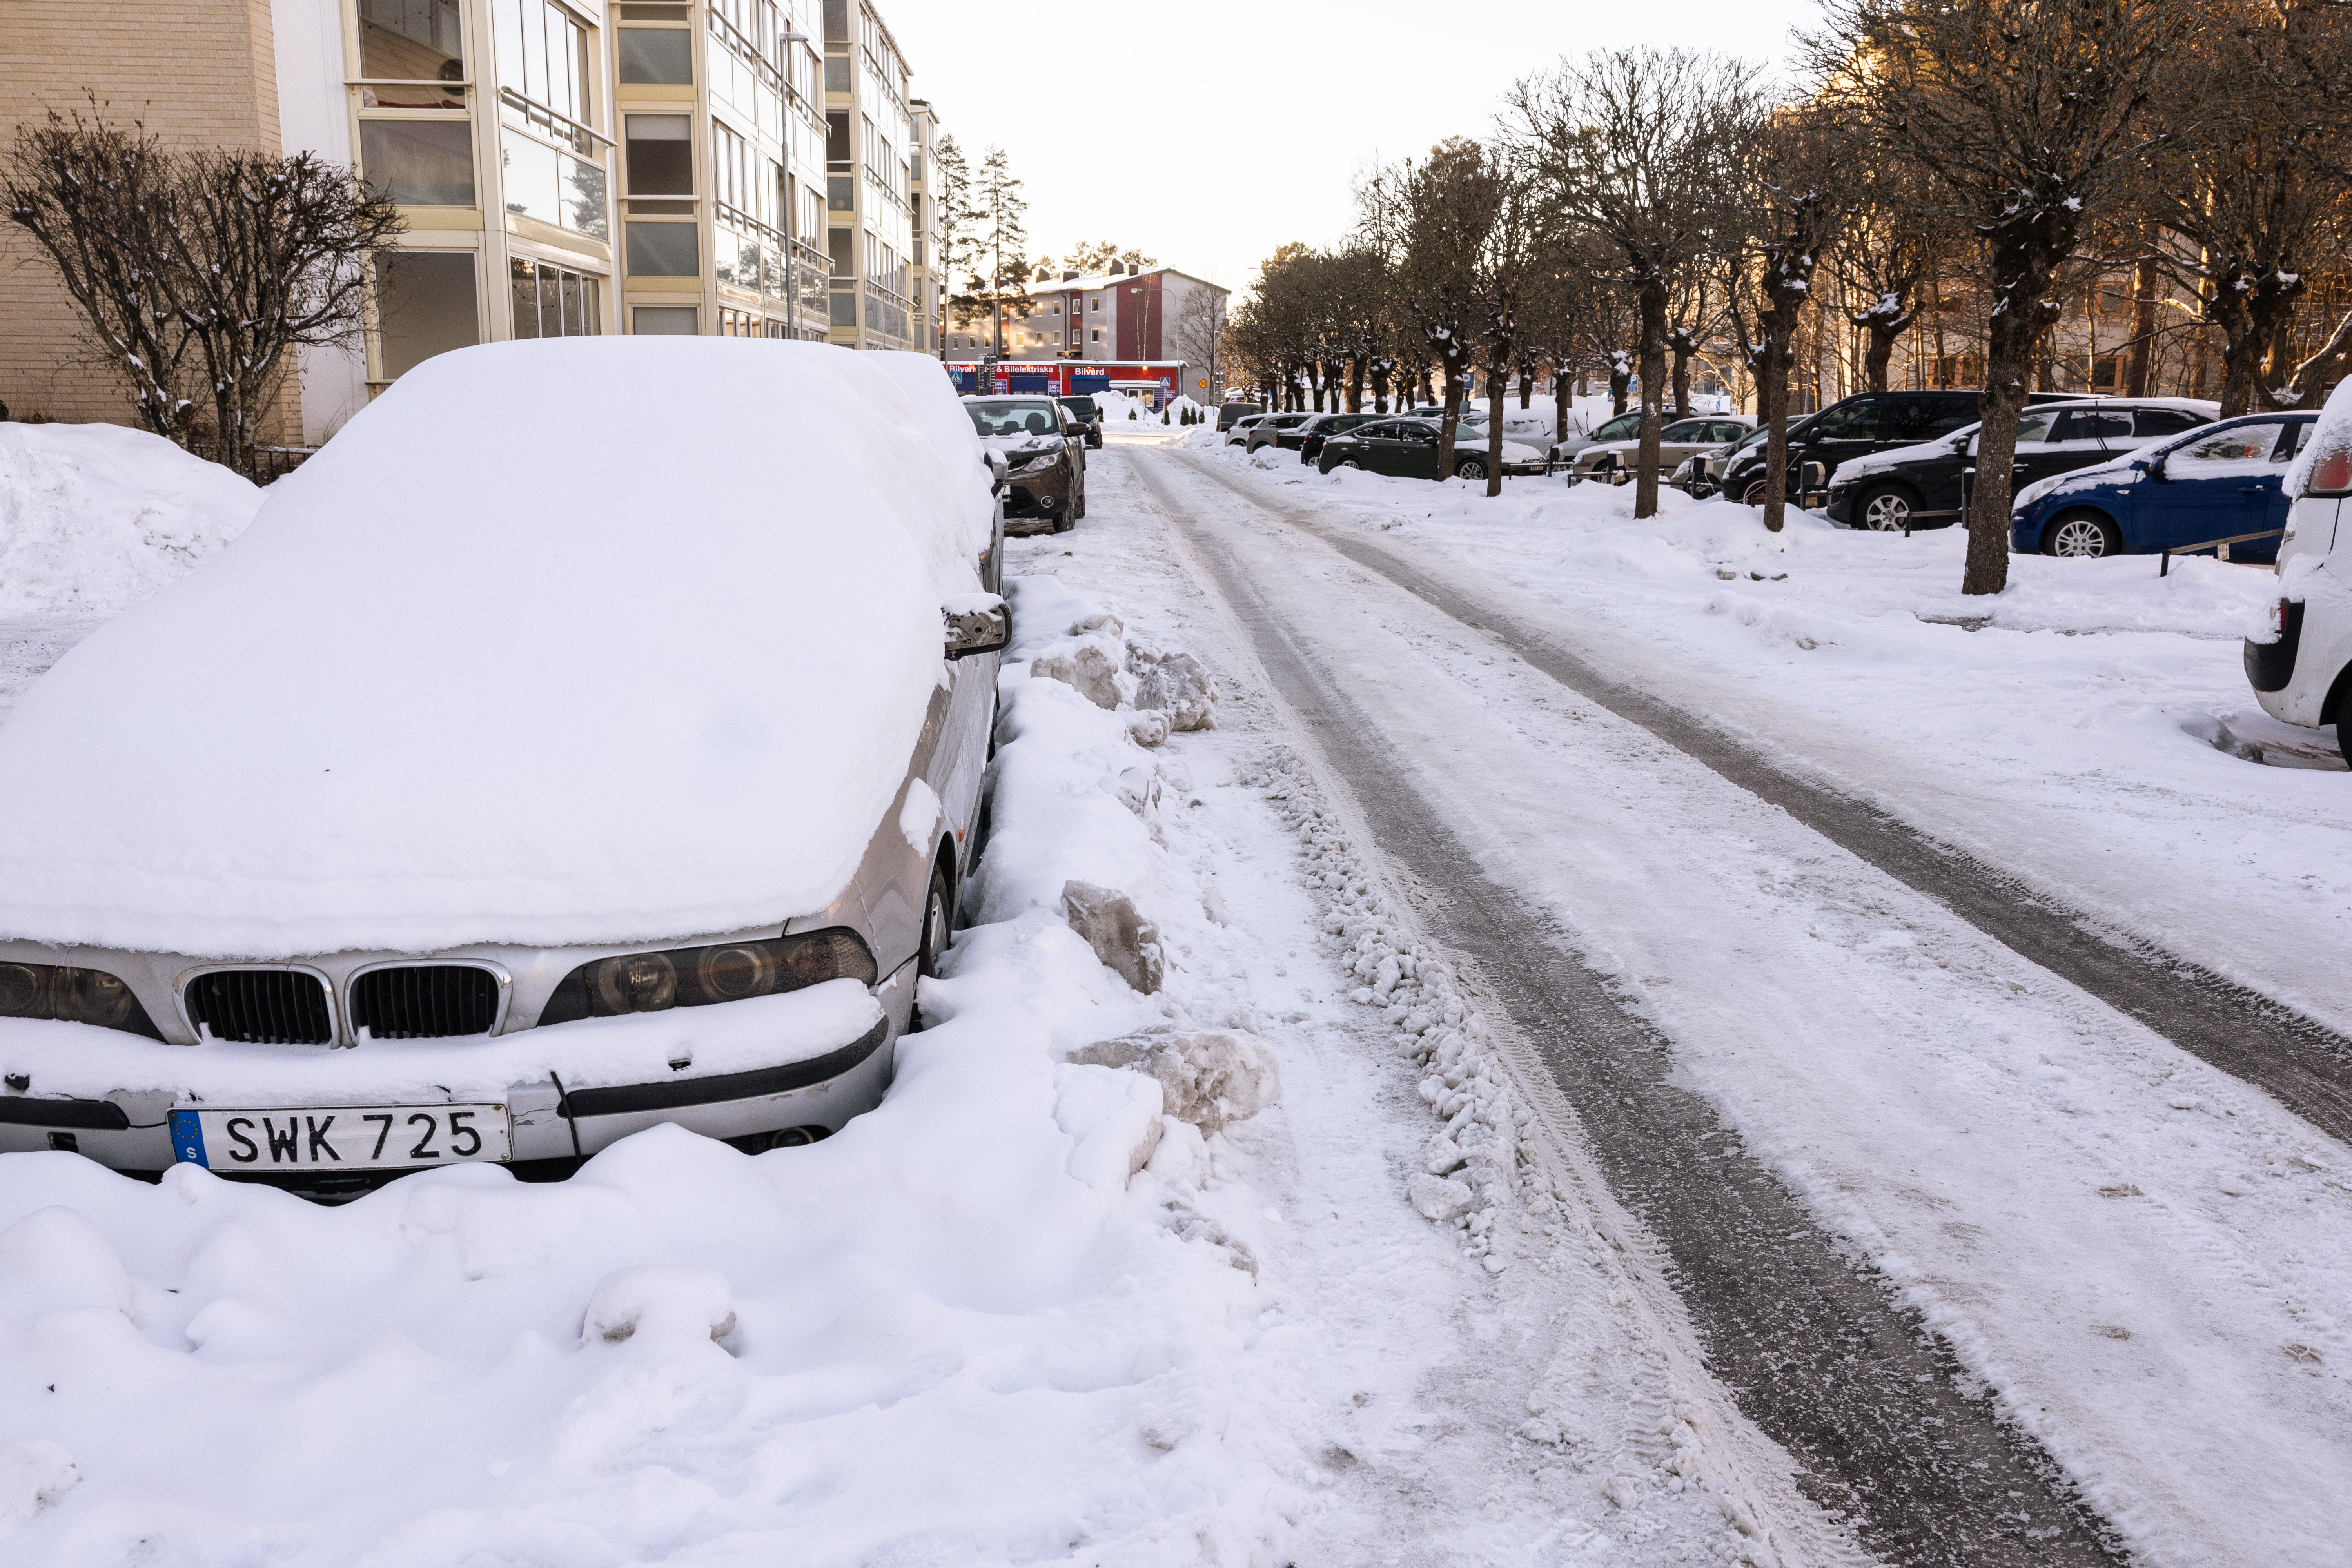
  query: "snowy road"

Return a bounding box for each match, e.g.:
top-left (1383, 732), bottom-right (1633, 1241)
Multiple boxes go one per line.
top-left (1089, 435), bottom-right (2352, 1567)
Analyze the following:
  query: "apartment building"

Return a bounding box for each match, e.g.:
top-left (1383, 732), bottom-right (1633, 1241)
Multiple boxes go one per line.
top-left (3, 0), bottom-right (924, 445)
top-left (819, 0), bottom-right (915, 351)
top-left (906, 98), bottom-right (944, 355)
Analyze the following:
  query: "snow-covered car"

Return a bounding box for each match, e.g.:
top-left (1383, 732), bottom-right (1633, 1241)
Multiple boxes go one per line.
top-left (1215, 401), bottom-right (1263, 432)
top-left (2249, 387), bottom-right (2352, 762)
top-left (1721, 390), bottom-right (2089, 505)
top-left (1825, 398), bottom-right (2216, 531)
top-left (1568, 415), bottom-right (1755, 483)
top-left (2009, 412), bottom-right (2316, 560)
top-left (1224, 413), bottom-right (1271, 446)
top-left (0, 338), bottom-right (1007, 1192)
top-left (966, 395), bottom-right (1087, 532)
top-left (1315, 419), bottom-right (1546, 481)
top-left (1293, 411), bottom-right (1385, 461)
top-left (1547, 407), bottom-right (1643, 467)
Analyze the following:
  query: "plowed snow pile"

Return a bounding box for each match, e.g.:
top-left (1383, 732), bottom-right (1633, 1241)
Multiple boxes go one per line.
top-left (0, 423), bottom-right (261, 617)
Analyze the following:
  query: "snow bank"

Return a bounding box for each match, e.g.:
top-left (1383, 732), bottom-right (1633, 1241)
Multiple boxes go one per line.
top-left (0, 339), bottom-right (988, 958)
top-left (0, 423), bottom-right (262, 617)
top-left (0, 582), bottom-right (1318, 1566)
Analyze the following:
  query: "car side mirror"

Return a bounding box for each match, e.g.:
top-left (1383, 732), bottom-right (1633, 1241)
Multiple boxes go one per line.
top-left (985, 452), bottom-right (1008, 496)
top-left (1951, 434), bottom-right (1973, 454)
top-left (1800, 461), bottom-right (1826, 491)
top-left (2136, 456), bottom-right (2166, 482)
top-left (944, 593), bottom-right (1009, 659)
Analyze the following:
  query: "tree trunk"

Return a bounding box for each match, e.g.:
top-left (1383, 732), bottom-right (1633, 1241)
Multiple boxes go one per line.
top-left (1862, 322), bottom-right (1899, 393)
top-left (1438, 356), bottom-right (1467, 475)
top-left (1670, 336), bottom-right (1693, 419)
top-left (2122, 245), bottom-right (2158, 398)
top-left (1518, 368), bottom-right (1534, 409)
top-left (1370, 361), bottom-right (1391, 413)
top-left (1760, 343), bottom-right (1789, 534)
top-left (1486, 363), bottom-right (1506, 499)
top-left (1608, 352), bottom-right (1631, 416)
top-left (1634, 276), bottom-right (1669, 519)
top-left (1966, 261), bottom-right (2059, 596)
top-left (1553, 370), bottom-right (1573, 446)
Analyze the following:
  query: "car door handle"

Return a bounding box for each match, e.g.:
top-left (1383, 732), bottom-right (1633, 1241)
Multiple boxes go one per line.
top-left (2241, 485), bottom-right (2269, 493)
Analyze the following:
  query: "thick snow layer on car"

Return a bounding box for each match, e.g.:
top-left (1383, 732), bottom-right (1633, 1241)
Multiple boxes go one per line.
top-left (867, 350), bottom-right (995, 568)
top-left (0, 338), bottom-right (983, 958)
top-left (2284, 373), bottom-right (2352, 497)
top-left (0, 423), bottom-right (262, 617)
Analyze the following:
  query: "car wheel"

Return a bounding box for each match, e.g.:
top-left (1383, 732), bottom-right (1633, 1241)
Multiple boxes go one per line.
top-left (1858, 485), bottom-right (1917, 531)
top-left (2044, 510), bottom-right (2122, 557)
top-left (1340, 459), bottom-right (1363, 470)
top-left (1742, 479), bottom-right (1770, 506)
top-left (911, 862), bottom-right (953, 1031)
top-left (1456, 456), bottom-right (1489, 481)
top-left (1073, 486), bottom-right (1087, 521)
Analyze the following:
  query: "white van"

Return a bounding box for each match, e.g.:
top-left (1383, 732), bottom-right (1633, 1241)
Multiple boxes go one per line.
top-left (2247, 439), bottom-right (2352, 760)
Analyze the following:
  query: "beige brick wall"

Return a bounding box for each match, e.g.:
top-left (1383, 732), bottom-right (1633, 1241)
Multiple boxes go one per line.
top-left (0, 0), bottom-right (294, 439)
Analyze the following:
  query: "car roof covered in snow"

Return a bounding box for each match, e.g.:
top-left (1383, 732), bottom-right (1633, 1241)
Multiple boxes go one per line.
top-left (0, 337), bottom-right (990, 957)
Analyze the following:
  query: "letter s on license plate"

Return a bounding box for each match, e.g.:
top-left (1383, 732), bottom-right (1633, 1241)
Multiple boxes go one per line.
top-left (170, 1104), bottom-right (511, 1171)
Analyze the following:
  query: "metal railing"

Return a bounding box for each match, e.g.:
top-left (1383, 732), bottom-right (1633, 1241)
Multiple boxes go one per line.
top-left (2161, 528), bottom-right (2283, 576)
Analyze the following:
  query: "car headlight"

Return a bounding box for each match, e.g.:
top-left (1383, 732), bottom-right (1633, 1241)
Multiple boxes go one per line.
top-left (0, 960), bottom-right (165, 1039)
top-left (2013, 474), bottom-right (2064, 510)
top-left (1014, 451), bottom-right (1060, 474)
top-left (536, 928), bottom-right (878, 1025)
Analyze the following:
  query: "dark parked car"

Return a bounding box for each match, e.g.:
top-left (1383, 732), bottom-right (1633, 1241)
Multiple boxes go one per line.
top-left (1720, 390), bottom-right (2088, 506)
top-left (1216, 401), bottom-right (1263, 432)
top-left (1826, 399), bottom-right (2217, 531)
top-left (1056, 394), bottom-right (1105, 448)
top-left (965, 396), bottom-right (1087, 533)
top-left (1294, 411), bottom-right (1386, 461)
top-left (2009, 412), bottom-right (2316, 560)
top-left (1549, 408), bottom-right (1645, 467)
top-left (1315, 419), bottom-right (1546, 481)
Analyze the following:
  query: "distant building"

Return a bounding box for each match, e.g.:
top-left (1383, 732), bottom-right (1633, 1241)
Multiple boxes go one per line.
top-left (944, 359), bottom-right (1190, 406)
top-left (820, 0), bottom-right (918, 351)
top-left (944, 265), bottom-right (1226, 385)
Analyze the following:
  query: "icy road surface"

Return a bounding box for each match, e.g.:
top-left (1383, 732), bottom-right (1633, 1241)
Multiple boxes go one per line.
top-left (1103, 431), bottom-right (2352, 1567)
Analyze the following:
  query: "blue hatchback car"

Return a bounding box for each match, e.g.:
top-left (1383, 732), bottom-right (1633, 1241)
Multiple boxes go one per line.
top-left (2009, 411), bottom-right (2318, 560)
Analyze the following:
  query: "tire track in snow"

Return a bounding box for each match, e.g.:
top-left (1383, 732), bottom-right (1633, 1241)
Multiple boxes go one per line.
top-left (1169, 450), bottom-right (2352, 1153)
top-left (1127, 448), bottom-right (2128, 1567)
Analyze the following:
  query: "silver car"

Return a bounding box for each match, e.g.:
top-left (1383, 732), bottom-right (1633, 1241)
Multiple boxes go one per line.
top-left (0, 340), bottom-right (1007, 1195)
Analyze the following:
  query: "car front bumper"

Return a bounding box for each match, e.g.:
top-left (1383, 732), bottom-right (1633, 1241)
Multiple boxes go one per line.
top-left (1005, 463), bottom-right (1075, 528)
top-left (0, 971), bottom-right (908, 1176)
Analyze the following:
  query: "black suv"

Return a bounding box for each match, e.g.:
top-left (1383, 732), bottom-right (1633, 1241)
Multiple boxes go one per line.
top-left (1721, 390), bottom-right (2087, 506)
top-left (1056, 394), bottom-right (1105, 448)
top-left (1824, 399), bottom-right (2216, 531)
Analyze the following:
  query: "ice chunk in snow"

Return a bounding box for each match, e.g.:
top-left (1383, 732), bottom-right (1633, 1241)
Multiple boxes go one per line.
top-left (0, 1206), bottom-right (133, 1325)
top-left (1061, 880), bottom-right (1165, 993)
top-left (1029, 639), bottom-right (1124, 709)
top-left (899, 777), bottom-right (941, 852)
top-left (0, 422), bottom-right (261, 617)
top-left (1067, 1029), bottom-right (1281, 1135)
top-left (0, 1440), bottom-right (76, 1528)
top-left (1052, 1062), bottom-right (1165, 1192)
top-left (581, 1265), bottom-right (738, 1346)
top-left (1124, 709), bottom-right (1172, 747)
top-left (1136, 651), bottom-right (1218, 731)
top-left (1406, 1173), bottom-right (1474, 1222)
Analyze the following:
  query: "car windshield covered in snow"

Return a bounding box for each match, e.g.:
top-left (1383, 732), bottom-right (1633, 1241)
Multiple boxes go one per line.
top-left (967, 398), bottom-right (1062, 438)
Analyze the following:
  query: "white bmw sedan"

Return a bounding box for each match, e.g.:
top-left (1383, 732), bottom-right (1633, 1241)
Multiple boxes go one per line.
top-left (0, 338), bottom-right (1006, 1195)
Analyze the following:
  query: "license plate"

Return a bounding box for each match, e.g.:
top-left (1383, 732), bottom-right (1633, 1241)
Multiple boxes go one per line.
top-left (170, 1104), bottom-right (510, 1171)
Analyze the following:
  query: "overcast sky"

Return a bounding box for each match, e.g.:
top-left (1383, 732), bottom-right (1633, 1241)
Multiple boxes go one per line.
top-left (883, 0), bottom-right (1823, 294)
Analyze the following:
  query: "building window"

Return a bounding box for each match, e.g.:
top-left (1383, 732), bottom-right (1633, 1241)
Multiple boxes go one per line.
top-left (358, 0), bottom-right (466, 105)
top-left (826, 112), bottom-right (850, 163)
top-left (493, 0), bottom-right (590, 132)
top-left (359, 120), bottom-right (477, 206)
top-left (1089, 296), bottom-right (1100, 312)
top-left (509, 256), bottom-right (602, 336)
top-left (501, 129), bottom-right (608, 238)
top-left (1091, 328), bottom-right (1102, 342)
top-left (374, 250), bottom-right (479, 378)
top-left (617, 27), bottom-right (691, 83)
top-left (824, 56), bottom-right (850, 93)
top-left (625, 221), bottom-right (698, 275)
top-left (632, 304), bottom-right (699, 334)
top-left (830, 290), bottom-right (857, 327)
top-left (624, 113), bottom-right (692, 194)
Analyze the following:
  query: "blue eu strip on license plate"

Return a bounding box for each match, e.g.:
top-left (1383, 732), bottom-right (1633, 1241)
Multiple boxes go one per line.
top-left (170, 1109), bottom-right (209, 1168)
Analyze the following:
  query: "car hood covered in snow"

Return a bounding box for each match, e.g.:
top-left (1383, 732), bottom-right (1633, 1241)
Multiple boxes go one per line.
top-left (0, 337), bottom-right (990, 958)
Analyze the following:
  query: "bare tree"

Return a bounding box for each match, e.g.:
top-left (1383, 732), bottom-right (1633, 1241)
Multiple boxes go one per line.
top-left (6, 110), bottom-right (401, 474)
top-left (1171, 281), bottom-right (1229, 401)
top-left (5, 111), bottom-right (203, 441)
top-left (1727, 107), bottom-right (1853, 534)
top-left (2139, 0), bottom-right (2352, 414)
top-left (1513, 48), bottom-right (1762, 519)
top-left (950, 147), bottom-right (1030, 357)
top-left (1835, 158), bottom-right (1964, 394)
top-left (933, 134), bottom-right (974, 358)
top-left (1360, 139), bottom-right (1512, 476)
top-left (1470, 143), bottom-right (1547, 497)
top-left (1809, 0), bottom-right (2195, 593)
